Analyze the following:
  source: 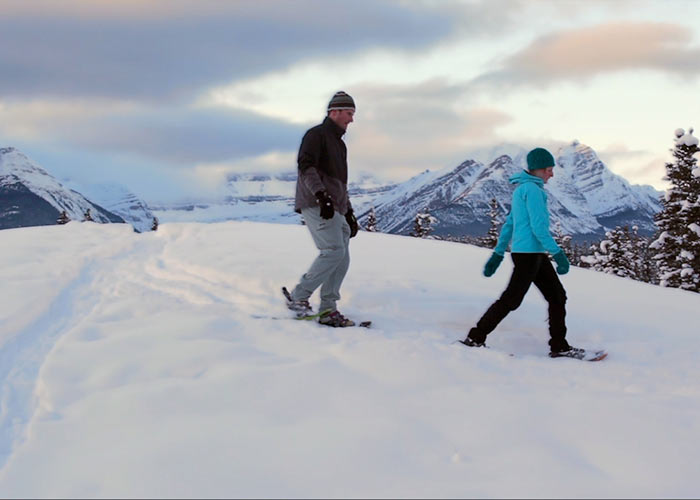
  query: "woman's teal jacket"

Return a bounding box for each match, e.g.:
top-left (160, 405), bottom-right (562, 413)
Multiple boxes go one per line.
top-left (493, 170), bottom-right (562, 256)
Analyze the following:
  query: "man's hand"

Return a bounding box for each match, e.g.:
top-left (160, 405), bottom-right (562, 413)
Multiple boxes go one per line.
top-left (345, 209), bottom-right (359, 237)
top-left (553, 251), bottom-right (570, 275)
top-left (483, 252), bottom-right (504, 277)
top-left (315, 191), bottom-right (334, 220)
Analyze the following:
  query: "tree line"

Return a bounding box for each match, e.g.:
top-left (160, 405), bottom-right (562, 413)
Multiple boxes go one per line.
top-left (57, 209), bottom-right (160, 231)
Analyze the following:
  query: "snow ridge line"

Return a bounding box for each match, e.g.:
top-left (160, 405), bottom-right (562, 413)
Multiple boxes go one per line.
top-left (0, 261), bottom-right (105, 470)
top-left (0, 229), bottom-right (149, 472)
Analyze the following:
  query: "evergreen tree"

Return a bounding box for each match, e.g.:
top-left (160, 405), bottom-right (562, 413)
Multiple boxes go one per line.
top-left (580, 227), bottom-right (659, 284)
top-left (410, 208), bottom-right (437, 238)
top-left (483, 198), bottom-right (502, 249)
top-left (581, 227), bottom-right (636, 278)
top-left (83, 208), bottom-right (94, 222)
top-left (553, 220), bottom-right (573, 259)
top-left (151, 216), bottom-right (159, 231)
top-left (631, 226), bottom-right (658, 284)
top-left (572, 242), bottom-right (589, 268)
top-left (580, 240), bottom-right (605, 271)
top-left (650, 128), bottom-right (700, 292)
top-left (581, 232), bottom-right (611, 274)
top-left (365, 207), bottom-right (378, 232)
top-left (605, 226), bottom-right (638, 279)
top-left (56, 210), bottom-right (70, 225)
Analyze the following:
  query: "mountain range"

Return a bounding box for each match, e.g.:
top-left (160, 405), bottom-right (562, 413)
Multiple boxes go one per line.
top-left (0, 147), bottom-right (153, 232)
top-left (1, 142), bottom-right (662, 242)
top-left (152, 141), bottom-right (661, 242)
top-left (0, 147), bottom-right (125, 230)
top-left (361, 141), bottom-right (662, 241)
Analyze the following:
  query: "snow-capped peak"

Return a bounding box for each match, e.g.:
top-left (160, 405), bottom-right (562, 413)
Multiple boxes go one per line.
top-left (1, 148), bottom-right (68, 200)
top-left (1, 147), bottom-right (124, 225)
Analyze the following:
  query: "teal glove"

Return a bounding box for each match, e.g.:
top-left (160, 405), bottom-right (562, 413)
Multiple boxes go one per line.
top-left (553, 251), bottom-right (570, 275)
top-left (483, 252), bottom-right (504, 277)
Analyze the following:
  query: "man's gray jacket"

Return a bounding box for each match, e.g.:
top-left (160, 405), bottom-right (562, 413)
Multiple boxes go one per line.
top-left (294, 117), bottom-right (352, 216)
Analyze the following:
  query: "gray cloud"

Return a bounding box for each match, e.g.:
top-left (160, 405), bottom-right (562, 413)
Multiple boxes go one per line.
top-left (347, 80), bottom-right (513, 179)
top-left (0, 100), bottom-right (306, 164)
top-left (61, 108), bottom-right (307, 164)
top-left (0, 0), bottom-right (456, 102)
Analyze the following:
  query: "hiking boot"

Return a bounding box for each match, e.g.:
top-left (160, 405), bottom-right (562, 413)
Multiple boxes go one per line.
top-left (549, 346), bottom-right (585, 359)
top-left (288, 300), bottom-right (312, 317)
top-left (318, 310), bottom-right (355, 328)
top-left (458, 336), bottom-right (487, 348)
top-left (283, 286), bottom-right (313, 318)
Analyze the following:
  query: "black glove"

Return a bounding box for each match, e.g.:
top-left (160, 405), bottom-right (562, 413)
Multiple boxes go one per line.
top-left (345, 209), bottom-right (359, 238)
top-left (315, 191), bottom-right (334, 220)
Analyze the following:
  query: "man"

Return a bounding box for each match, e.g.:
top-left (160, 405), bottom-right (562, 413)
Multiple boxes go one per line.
top-left (460, 147), bottom-right (583, 358)
top-left (284, 91), bottom-right (359, 327)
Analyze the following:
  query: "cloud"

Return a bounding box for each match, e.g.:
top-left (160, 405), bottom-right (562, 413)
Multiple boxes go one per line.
top-left (474, 22), bottom-right (700, 89)
top-left (0, 99), bottom-right (306, 164)
top-left (0, 0), bottom-right (456, 102)
top-left (345, 80), bottom-right (513, 179)
top-left (0, 79), bottom-right (514, 192)
top-left (597, 142), bottom-right (654, 161)
top-left (595, 143), bottom-right (669, 188)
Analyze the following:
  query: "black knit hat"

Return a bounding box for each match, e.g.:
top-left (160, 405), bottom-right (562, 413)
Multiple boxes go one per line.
top-left (327, 91), bottom-right (355, 111)
top-left (526, 148), bottom-right (555, 171)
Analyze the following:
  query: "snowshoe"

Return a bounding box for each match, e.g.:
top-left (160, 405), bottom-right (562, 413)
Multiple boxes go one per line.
top-left (282, 286), bottom-right (313, 318)
top-left (549, 346), bottom-right (607, 361)
top-left (458, 336), bottom-right (487, 348)
top-left (318, 310), bottom-right (355, 328)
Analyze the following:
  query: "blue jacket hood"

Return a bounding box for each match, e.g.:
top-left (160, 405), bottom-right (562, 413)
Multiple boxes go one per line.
top-left (509, 170), bottom-right (543, 187)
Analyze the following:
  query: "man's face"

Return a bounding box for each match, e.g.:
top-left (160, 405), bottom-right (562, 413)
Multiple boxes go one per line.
top-left (329, 109), bottom-right (355, 130)
top-left (533, 166), bottom-right (555, 183)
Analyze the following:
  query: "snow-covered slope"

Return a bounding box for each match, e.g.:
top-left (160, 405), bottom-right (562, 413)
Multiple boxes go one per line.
top-left (0, 221), bottom-right (698, 497)
top-left (0, 147), bottom-right (124, 229)
top-left (61, 181), bottom-right (155, 233)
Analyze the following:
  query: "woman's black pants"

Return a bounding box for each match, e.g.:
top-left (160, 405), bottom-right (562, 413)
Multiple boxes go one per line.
top-left (468, 253), bottom-right (569, 352)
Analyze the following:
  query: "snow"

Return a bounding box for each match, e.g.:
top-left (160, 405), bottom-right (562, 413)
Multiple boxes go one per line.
top-left (60, 181), bottom-right (155, 233)
top-left (1, 221), bottom-right (699, 498)
top-left (689, 223), bottom-right (700, 237)
top-left (677, 132), bottom-right (699, 147)
top-left (152, 198), bottom-right (302, 225)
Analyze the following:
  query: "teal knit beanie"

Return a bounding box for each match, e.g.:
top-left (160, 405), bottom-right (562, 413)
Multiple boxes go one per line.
top-left (526, 148), bottom-right (555, 171)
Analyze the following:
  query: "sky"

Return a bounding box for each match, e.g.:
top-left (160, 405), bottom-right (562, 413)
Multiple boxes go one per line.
top-left (1, 0), bottom-right (699, 203)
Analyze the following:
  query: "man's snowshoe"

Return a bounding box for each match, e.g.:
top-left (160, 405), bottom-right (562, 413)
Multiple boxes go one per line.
top-left (318, 310), bottom-right (356, 328)
top-left (282, 286), bottom-right (313, 318)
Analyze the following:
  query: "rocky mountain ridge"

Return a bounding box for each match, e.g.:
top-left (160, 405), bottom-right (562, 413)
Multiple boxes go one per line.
top-left (0, 147), bottom-right (153, 232)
